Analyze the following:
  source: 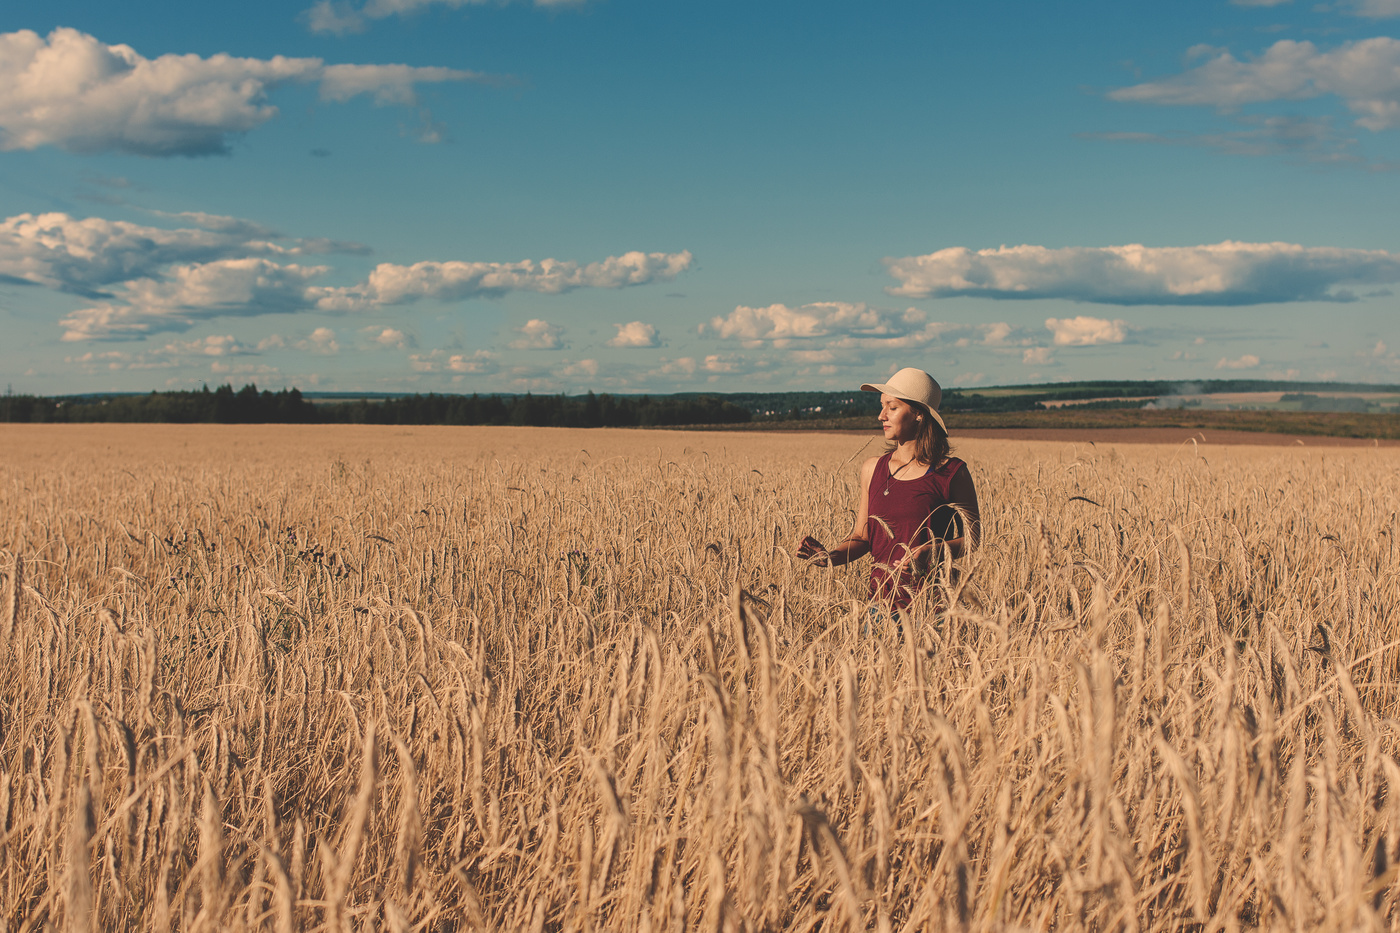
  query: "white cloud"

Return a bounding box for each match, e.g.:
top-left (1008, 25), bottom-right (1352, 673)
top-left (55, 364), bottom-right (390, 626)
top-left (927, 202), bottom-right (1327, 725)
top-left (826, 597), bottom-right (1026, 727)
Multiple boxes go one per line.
top-left (59, 258), bottom-right (329, 340)
top-left (304, 0), bottom-right (584, 36)
top-left (1216, 353), bottom-right (1261, 369)
top-left (559, 359), bottom-right (599, 378)
top-left (0, 211), bottom-right (361, 298)
top-left (1353, 0), bottom-right (1400, 17)
top-left (508, 318), bottom-right (566, 350)
top-left (0, 28), bottom-right (482, 156)
top-left (296, 327), bottom-right (340, 355)
top-left (1109, 38), bottom-right (1400, 130)
top-left (366, 326), bottom-right (411, 348)
top-left (160, 334), bottom-right (254, 356)
top-left (319, 64), bottom-right (476, 105)
top-left (1228, 0), bottom-right (1400, 15)
top-left (148, 211), bottom-right (278, 239)
top-left (884, 241), bottom-right (1400, 305)
top-left (65, 333), bottom-right (268, 371)
top-left (210, 361), bottom-right (279, 375)
top-left (650, 357), bottom-right (697, 376)
top-left (704, 354), bottom-right (748, 374)
top-left (704, 302), bottom-right (927, 342)
top-left (23, 208), bottom-right (694, 340)
top-left (448, 350), bottom-right (497, 373)
top-left (605, 320), bottom-right (661, 348)
top-left (23, 208), bottom-right (689, 341)
top-left (314, 250), bottom-right (692, 309)
top-left (1045, 315), bottom-right (1128, 346)
top-left (704, 301), bottom-right (1030, 355)
top-left (1087, 114), bottom-right (1364, 166)
top-left (1022, 347), bottom-right (1056, 366)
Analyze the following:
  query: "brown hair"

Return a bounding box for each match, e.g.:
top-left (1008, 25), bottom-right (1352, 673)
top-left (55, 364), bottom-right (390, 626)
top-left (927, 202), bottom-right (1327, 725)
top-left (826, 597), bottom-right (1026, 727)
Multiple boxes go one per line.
top-left (885, 400), bottom-right (951, 467)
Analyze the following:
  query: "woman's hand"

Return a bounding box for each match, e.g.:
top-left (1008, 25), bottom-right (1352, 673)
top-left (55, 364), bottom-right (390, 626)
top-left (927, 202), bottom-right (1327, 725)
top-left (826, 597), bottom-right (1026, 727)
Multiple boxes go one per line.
top-left (796, 535), bottom-right (830, 566)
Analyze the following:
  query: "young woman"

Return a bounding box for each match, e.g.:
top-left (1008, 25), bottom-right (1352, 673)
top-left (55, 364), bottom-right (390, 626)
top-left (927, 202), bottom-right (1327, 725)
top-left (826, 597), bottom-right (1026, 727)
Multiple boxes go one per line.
top-left (797, 368), bottom-right (980, 611)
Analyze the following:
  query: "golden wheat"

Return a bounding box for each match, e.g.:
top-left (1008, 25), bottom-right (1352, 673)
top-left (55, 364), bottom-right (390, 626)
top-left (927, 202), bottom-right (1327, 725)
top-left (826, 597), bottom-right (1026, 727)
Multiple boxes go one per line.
top-left (2, 423), bottom-right (1399, 931)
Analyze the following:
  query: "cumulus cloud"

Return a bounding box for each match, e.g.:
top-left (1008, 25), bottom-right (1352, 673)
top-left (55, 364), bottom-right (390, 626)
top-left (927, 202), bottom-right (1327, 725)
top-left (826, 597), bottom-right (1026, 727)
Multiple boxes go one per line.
top-left (704, 301), bottom-right (1028, 354)
top-left (409, 348), bottom-right (498, 373)
top-left (702, 353), bottom-right (765, 375)
top-left (0, 27), bottom-right (483, 156)
top-left (25, 208), bottom-right (690, 341)
top-left (314, 250), bottom-right (693, 310)
top-left (210, 361), bottom-right (280, 376)
top-left (1046, 316), bottom-right (1128, 346)
top-left (0, 211), bottom-right (363, 299)
top-left (1109, 38), bottom-right (1400, 131)
top-left (704, 302), bottom-right (926, 343)
top-left (64, 333), bottom-right (268, 372)
top-left (448, 350), bottom-right (497, 373)
top-left (60, 258), bottom-right (329, 341)
top-left (1022, 347), bottom-right (1056, 366)
top-left (304, 0), bottom-right (584, 36)
top-left (161, 334), bottom-right (255, 356)
top-left (508, 319), bottom-right (566, 350)
top-left (650, 357), bottom-right (698, 377)
top-left (1217, 353), bottom-right (1262, 369)
top-left (884, 241), bottom-right (1400, 305)
top-left (605, 320), bottom-right (661, 348)
top-left (299, 327), bottom-right (340, 354)
top-left (365, 326), bottom-right (412, 348)
top-left (559, 359), bottom-right (600, 378)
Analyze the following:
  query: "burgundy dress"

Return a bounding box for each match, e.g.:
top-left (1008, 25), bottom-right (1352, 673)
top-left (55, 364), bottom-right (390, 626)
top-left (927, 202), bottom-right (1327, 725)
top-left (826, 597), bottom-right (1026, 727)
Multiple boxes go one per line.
top-left (867, 453), bottom-right (970, 609)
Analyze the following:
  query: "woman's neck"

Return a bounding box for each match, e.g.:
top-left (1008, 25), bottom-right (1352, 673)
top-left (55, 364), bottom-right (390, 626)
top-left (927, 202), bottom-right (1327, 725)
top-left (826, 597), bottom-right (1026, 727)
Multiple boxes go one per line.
top-left (893, 440), bottom-right (922, 465)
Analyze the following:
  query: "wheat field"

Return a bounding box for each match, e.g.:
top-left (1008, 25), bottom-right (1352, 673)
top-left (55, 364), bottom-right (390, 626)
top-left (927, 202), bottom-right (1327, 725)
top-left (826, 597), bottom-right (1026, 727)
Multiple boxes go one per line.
top-left (3, 423), bottom-right (1400, 932)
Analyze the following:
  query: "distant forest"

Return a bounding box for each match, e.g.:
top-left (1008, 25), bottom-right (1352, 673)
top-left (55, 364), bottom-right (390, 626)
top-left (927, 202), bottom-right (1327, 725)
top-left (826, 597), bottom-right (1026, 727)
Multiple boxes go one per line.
top-left (0, 384), bottom-right (753, 427)
top-left (2, 379), bottom-right (1396, 425)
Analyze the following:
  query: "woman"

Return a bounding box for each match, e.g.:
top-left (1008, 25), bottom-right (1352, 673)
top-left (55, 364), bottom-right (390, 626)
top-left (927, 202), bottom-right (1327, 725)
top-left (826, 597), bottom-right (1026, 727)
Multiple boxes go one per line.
top-left (797, 368), bottom-right (979, 611)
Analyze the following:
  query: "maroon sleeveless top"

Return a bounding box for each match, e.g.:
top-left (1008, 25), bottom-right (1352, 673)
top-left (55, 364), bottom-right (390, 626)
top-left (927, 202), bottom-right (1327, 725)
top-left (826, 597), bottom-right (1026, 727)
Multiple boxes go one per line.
top-left (867, 453), bottom-right (967, 609)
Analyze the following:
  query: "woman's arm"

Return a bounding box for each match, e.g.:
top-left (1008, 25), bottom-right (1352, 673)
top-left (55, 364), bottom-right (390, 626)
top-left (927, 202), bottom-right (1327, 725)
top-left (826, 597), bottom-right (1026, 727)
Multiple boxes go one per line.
top-left (935, 463), bottom-right (980, 559)
top-left (797, 456), bottom-right (879, 567)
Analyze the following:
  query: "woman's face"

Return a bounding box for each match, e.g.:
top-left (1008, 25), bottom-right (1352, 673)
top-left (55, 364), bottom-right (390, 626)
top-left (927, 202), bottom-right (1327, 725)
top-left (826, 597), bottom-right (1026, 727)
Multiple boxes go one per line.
top-left (878, 394), bottom-right (921, 442)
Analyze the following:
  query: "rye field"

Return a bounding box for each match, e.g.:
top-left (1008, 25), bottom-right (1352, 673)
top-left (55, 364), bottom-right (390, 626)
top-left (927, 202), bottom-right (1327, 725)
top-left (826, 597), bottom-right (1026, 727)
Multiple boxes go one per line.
top-left (2, 424), bottom-right (1400, 932)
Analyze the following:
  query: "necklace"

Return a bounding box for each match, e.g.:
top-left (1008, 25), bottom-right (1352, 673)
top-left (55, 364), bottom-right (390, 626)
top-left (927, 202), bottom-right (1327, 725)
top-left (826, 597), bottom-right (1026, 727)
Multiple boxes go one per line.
top-left (882, 456), bottom-right (918, 496)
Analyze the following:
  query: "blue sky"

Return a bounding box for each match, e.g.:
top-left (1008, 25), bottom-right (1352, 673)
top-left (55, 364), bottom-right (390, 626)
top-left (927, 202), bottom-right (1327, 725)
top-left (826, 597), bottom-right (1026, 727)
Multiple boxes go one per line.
top-left (2, 0), bottom-right (1399, 394)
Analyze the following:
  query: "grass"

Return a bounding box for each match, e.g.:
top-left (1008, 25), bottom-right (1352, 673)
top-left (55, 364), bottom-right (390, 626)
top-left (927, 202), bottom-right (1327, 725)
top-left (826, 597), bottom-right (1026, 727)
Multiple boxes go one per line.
top-left (2, 423), bottom-right (1400, 931)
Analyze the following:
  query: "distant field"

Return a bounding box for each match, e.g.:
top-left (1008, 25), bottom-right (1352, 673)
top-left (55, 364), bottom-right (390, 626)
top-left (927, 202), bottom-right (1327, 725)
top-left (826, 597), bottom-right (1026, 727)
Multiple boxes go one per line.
top-left (948, 408), bottom-right (1400, 437)
top-left (4, 425), bottom-right (1400, 930)
top-left (727, 408), bottom-right (1400, 440)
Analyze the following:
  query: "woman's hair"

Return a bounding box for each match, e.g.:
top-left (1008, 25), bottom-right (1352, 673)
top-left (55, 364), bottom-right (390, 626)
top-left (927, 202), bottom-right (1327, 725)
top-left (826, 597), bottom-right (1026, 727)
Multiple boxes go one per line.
top-left (885, 400), bottom-right (951, 466)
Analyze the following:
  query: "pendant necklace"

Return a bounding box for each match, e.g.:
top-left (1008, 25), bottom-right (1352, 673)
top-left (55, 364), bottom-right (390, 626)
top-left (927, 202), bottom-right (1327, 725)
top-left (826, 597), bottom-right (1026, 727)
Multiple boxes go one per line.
top-left (882, 456), bottom-right (917, 496)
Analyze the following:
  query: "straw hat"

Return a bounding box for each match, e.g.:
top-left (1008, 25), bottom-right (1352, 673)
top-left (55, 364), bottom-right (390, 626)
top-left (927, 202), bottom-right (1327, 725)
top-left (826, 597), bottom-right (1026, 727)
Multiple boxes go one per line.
top-left (860, 367), bottom-right (947, 434)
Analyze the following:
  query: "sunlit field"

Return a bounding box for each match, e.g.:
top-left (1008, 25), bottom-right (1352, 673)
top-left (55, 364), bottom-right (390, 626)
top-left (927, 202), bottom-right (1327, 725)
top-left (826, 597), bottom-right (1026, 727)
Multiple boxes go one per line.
top-left (3, 424), bottom-right (1400, 931)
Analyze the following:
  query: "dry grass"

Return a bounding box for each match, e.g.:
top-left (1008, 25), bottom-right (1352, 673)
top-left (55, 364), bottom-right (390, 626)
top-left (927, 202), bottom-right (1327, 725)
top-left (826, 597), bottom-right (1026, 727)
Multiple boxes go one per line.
top-left (3, 423), bottom-right (1400, 932)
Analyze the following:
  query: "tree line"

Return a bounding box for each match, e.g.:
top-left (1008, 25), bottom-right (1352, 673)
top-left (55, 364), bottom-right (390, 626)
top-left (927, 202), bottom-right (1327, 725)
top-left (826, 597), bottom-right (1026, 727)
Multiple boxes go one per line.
top-left (0, 384), bottom-right (752, 427)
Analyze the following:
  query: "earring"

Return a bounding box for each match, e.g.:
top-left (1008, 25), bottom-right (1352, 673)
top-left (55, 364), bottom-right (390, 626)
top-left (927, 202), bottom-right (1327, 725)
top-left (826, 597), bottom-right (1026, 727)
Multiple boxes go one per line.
top-left (916, 416), bottom-right (923, 422)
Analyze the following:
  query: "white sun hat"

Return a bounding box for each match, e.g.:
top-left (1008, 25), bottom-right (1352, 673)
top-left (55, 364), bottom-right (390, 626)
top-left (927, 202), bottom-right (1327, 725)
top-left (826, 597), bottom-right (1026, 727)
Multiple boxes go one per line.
top-left (860, 367), bottom-right (947, 434)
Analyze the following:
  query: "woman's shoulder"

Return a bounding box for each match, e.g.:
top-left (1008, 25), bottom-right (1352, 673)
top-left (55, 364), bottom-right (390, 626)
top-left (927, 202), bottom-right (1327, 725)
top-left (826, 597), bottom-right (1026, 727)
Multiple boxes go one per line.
top-left (934, 455), bottom-right (966, 476)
